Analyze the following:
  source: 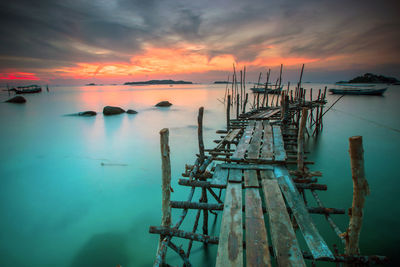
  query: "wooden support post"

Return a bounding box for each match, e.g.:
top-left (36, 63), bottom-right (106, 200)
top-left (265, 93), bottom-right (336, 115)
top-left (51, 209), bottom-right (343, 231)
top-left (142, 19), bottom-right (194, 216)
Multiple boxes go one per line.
top-left (256, 92), bottom-right (260, 109)
top-left (198, 107), bottom-right (205, 164)
top-left (201, 187), bottom-right (209, 236)
top-left (227, 95), bottom-right (231, 130)
top-left (240, 70), bottom-right (243, 111)
top-left (243, 93), bottom-right (248, 114)
top-left (157, 128), bottom-right (172, 259)
top-left (297, 108), bottom-right (308, 172)
top-left (345, 136), bottom-right (370, 257)
top-left (236, 94), bottom-right (240, 119)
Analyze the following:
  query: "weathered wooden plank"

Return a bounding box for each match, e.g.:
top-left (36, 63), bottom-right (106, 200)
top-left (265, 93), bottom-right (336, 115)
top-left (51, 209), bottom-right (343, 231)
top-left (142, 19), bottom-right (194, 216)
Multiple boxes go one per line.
top-left (274, 166), bottom-right (335, 260)
top-left (247, 121), bottom-right (263, 159)
top-left (260, 122), bottom-right (274, 160)
top-left (244, 170), bottom-right (258, 188)
top-left (225, 128), bottom-right (242, 143)
top-left (249, 110), bottom-right (268, 119)
top-left (263, 109), bottom-right (280, 119)
top-left (245, 188), bottom-right (272, 267)
top-left (259, 169), bottom-right (275, 181)
top-left (216, 183), bottom-right (243, 267)
top-left (231, 121), bottom-right (255, 160)
top-left (211, 165), bottom-right (229, 186)
top-left (262, 176), bottom-right (306, 267)
top-left (272, 125), bottom-right (287, 161)
top-left (228, 168), bottom-right (242, 183)
top-left (220, 163), bottom-right (273, 170)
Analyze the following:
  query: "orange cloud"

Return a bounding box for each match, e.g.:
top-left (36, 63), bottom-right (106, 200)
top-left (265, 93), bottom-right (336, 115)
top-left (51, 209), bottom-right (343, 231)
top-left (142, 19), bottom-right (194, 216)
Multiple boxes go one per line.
top-left (0, 72), bottom-right (39, 80)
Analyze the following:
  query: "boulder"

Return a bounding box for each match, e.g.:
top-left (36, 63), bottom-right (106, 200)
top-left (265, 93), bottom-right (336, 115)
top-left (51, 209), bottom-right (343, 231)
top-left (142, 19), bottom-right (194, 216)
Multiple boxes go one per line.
top-left (155, 101), bottom-right (172, 107)
top-left (78, 111), bottom-right (97, 116)
top-left (5, 96), bottom-right (26, 104)
top-left (126, 109), bottom-right (138, 114)
top-left (103, 106), bottom-right (125, 115)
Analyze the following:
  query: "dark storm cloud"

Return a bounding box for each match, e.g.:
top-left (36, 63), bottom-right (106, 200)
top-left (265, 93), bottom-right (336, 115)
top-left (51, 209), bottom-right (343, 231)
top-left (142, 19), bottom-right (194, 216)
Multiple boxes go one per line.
top-left (0, 0), bottom-right (399, 74)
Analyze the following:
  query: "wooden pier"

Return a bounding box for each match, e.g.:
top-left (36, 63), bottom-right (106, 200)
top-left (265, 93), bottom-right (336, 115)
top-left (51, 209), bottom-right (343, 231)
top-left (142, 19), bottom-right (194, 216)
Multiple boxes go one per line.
top-left (149, 66), bottom-right (388, 266)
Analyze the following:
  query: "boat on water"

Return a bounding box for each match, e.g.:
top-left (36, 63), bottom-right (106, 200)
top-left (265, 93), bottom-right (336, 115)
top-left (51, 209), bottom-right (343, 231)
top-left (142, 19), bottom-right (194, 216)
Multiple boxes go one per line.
top-left (250, 86), bottom-right (283, 94)
top-left (12, 85), bottom-right (42, 94)
top-left (334, 83), bottom-right (376, 87)
top-left (329, 87), bottom-right (387, 95)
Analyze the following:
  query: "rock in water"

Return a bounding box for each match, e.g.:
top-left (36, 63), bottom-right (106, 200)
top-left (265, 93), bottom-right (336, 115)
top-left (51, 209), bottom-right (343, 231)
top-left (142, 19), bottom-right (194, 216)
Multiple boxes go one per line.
top-left (126, 109), bottom-right (138, 114)
top-left (5, 96), bottom-right (26, 103)
top-left (103, 106), bottom-right (125, 115)
top-left (155, 101), bottom-right (172, 107)
top-left (78, 111), bottom-right (97, 116)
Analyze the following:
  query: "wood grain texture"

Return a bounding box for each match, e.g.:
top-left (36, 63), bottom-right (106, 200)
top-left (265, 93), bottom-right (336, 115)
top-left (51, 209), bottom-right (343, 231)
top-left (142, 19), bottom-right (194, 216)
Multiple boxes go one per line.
top-left (247, 121), bottom-right (263, 159)
top-left (216, 182), bottom-right (243, 267)
top-left (275, 166), bottom-right (335, 260)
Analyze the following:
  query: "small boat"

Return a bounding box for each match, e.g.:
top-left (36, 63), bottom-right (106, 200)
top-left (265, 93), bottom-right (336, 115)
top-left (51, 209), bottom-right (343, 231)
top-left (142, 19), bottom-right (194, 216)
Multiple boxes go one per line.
top-left (13, 85), bottom-right (42, 94)
top-left (328, 87), bottom-right (387, 95)
top-left (335, 83), bottom-right (376, 87)
top-left (251, 86), bottom-right (283, 94)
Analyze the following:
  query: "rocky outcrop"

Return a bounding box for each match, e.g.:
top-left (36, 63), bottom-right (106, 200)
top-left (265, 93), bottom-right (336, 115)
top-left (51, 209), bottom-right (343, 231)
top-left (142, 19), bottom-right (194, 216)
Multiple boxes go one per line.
top-left (78, 111), bottom-right (97, 116)
top-left (103, 106), bottom-right (125, 115)
top-left (5, 96), bottom-right (26, 103)
top-left (126, 109), bottom-right (138, 114)
top-left (155, 101), bottom-right (172, 107)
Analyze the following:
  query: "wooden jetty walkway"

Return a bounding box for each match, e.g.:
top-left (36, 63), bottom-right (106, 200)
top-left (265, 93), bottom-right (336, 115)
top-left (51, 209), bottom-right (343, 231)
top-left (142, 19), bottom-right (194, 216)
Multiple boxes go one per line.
top-left (149, 66), bottom-right (388, 266)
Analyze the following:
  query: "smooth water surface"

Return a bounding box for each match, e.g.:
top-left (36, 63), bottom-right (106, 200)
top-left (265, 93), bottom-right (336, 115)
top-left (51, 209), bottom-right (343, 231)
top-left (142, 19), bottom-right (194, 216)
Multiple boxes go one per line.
top-left (0, 83), bottom-right (399, 266)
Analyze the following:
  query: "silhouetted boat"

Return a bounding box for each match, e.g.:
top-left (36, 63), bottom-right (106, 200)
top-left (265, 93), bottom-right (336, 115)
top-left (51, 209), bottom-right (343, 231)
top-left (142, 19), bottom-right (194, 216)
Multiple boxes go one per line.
top-left (13, 85), bottom-right (42, 94)
top-left (328, 87), bottom-right (387, 95)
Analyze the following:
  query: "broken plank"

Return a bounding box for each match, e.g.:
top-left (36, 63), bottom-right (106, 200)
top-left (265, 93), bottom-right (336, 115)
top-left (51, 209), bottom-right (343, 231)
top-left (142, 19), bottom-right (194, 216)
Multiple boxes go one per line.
top-left (244, 170), bottom-right (258, 188)
top-left (211, 165), bottom-right (229, 186)
top-left (260, 122), bottom-right (274, 160)
top-left (263, 109), bottom-right (280, 119)
top-left (216, 183), bottom-right (243, 267)
top-left (247, 121), bottom-right (263, 159)
top-left (231, 121), bottom-right (255, 160)
top-left (245, 188), bottom-right (272, 267)
top-left (262, 177), bottom-right (306, 267)
top-left (228, 168), bottom-right (242, 183)
top-left (225, 128), bottom-right (242, 143)
top-left (272, 125), bottom-right (287, 161)
top-left (274, 166), bottom-right (335, 260)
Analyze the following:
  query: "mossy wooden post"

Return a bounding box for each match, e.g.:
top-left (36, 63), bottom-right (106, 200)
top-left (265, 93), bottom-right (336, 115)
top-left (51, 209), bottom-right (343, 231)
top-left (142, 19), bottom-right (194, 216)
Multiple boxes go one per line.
top-left (297, 108), bottom-right (308, 172)
top-left (227, 95), bottom-right (231, 130)
top-left (198, 107), bottom-right (205, 165)
top-left (158, 128), bottom-right (171, 259)
top-left (345, 136), bottom-right (370, 259)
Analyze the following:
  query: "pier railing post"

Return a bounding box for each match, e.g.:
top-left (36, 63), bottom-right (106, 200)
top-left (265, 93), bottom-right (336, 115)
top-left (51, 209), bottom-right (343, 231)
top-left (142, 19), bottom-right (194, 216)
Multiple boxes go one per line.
top-left (157, 128), bottom-right (172, 259)
top-left (236, 93), bottom-right (240, 119)
top-left (297, 108), bottom-right (308, 172)
top-left (345, 136), bottom-right (370, 258)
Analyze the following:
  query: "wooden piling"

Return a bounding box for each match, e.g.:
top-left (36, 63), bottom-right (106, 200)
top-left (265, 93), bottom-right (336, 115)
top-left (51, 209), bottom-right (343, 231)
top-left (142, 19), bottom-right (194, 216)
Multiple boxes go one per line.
top-left (236, 94), bottom-right (240, 119)
top-left (297, 108), bottom-right (308, 172)
top-left (157, 128), bottom-right (172, 259)
top-left (227, 95), bottom-right (231, 130)
top-left (243, 93), bottom-right (248, 114)
top-left (198, 107), bottom-right (205, 164)
top-left (345, 136), bottom-right (370, 256)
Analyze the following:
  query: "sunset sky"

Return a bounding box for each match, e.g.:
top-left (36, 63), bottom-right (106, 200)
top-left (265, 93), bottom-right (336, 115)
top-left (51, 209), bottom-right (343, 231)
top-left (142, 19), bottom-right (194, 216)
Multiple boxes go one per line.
top-left (0, 0), bottom-right (399, 85)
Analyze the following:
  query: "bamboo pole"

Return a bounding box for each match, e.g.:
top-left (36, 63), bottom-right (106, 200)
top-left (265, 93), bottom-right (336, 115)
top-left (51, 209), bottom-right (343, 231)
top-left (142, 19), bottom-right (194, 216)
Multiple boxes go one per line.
top-left (240, 70), bottom-right (243, 111)
top-left (345, 136), bottom-right (370, 256)
top-left (297, 108), bottom-right (308, 172)
top-left (243, 93), bottom-right (248, 114)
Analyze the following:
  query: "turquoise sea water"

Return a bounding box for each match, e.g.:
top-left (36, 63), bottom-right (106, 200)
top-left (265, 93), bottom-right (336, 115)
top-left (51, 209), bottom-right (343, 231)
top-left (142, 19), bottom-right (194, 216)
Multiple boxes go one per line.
top-left (0, 84), bottom-right (399, 266)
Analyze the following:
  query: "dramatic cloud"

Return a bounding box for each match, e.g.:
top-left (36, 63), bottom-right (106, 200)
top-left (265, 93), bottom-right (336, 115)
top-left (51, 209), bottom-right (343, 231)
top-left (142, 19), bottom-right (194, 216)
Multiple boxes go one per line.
top-left (0, 0), bottom-right (399, 83)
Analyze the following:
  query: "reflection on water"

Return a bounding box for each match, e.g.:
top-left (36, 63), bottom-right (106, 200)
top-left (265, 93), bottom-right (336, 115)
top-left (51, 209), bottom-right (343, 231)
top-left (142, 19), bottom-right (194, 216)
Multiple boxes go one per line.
top-left (0, 84), bottom-right (399, 266)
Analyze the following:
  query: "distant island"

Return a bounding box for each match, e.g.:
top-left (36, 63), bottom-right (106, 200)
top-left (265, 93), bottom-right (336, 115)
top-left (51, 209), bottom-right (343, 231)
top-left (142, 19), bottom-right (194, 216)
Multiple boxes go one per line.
top-left (337, 73), bottom-right (399, 84)
top-left (85, 83), bottom-right (96, 86)
top-left (214, 81), bottom-right (230, 84)
top-left (124, 79), bottom-right (192, 85)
